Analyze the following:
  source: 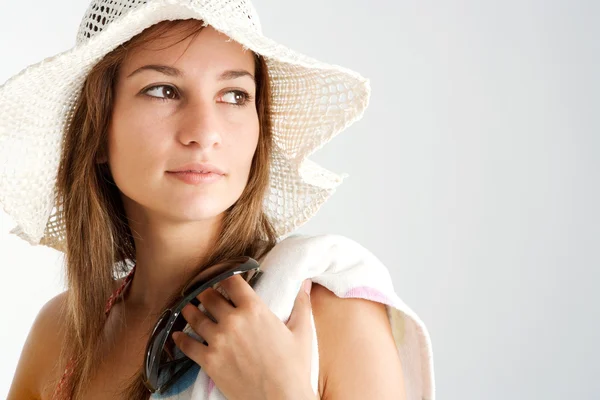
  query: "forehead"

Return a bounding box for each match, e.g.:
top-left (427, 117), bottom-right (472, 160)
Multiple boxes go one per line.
top-left (121, 23), bottom-right (255, 76)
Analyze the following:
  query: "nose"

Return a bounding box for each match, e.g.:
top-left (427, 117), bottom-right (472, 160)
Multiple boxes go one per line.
top-left (176, 100), bottom-right (222, 149)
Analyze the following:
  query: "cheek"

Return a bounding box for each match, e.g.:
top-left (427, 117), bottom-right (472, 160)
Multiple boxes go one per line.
top-left (107, 106), bottom-right (169, 183)
top-left (226, 116), bottom-right (260, 187)
top-left (233, 116), bottom-right (260, 170)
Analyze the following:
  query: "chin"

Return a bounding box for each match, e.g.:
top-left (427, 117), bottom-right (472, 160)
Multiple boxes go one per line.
top-left (165, 203), bottom-right (227, 221)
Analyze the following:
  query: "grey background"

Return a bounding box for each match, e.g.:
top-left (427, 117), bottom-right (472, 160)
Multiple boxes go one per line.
top-left (1, 0), bottom-right (598, 398)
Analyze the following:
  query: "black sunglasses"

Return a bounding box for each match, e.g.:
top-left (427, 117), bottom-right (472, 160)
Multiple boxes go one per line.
top-left (141, 256), bottom-right (263, 394)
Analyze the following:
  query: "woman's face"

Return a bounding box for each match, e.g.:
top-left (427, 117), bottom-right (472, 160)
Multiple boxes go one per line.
top-left (107, 23), bottom-right (259, 225)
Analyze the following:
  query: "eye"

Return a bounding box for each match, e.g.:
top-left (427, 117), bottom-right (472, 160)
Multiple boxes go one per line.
top-left (141, 85), bottom-right (253, 107)
top-left (143, 84), bottom-right (179, 101)
top-left (219, 90), bottom-right (253, 107)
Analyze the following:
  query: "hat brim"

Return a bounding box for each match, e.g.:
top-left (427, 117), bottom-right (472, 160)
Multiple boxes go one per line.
top-left (0, 0), bottom-right (370, 252)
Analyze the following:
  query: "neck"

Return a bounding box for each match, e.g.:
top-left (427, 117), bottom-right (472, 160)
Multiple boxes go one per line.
top-left (122, 212), bottom-right (224, 315)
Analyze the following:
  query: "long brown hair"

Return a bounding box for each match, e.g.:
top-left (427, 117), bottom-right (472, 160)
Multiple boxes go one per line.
top-left (49, 18), bottom-right (277, 399)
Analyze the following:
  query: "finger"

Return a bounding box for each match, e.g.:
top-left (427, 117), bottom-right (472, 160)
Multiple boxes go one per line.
top-left (172, 330), bottom-right (208, 367)
top-left (197, 287), bottom-right (235, 321)
top-left (180, 303), bottom-right (219, 341)
top-left (218, 273), bottom-right (257, 307)
top-left (286, 279), bottom-right (313, 338)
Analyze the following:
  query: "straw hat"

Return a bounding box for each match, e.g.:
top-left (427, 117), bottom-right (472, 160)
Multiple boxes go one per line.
top-left (0, 0), bottom-right (370, 252)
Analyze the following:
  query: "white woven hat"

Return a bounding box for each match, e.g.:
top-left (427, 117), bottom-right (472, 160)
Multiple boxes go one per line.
top-left (0, 0), bottom-right (370, 253)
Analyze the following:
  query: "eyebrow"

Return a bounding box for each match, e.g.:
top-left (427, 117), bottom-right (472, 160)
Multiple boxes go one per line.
top-left (126, 64), bottom-right (255, 83)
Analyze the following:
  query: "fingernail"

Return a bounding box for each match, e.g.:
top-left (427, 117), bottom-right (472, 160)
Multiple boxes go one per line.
top-left (303, 279), bottom-right (312, 296)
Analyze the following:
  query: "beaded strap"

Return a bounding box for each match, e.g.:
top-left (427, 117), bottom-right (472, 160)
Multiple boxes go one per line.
top-left (51, 265), bottom-right (137, 399)
top-left (104, 265), bottom-right (137, 316)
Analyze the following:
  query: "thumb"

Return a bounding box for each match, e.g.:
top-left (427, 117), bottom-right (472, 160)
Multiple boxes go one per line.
top-left (286, 279), bottom-right (313, 335)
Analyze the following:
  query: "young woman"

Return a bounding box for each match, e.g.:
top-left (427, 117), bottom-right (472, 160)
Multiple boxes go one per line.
top-left (2, 1), bottom-right (435, 399)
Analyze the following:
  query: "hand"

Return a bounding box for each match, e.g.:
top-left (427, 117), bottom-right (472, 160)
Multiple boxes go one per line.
top-left (172, 274), bottom-right (316, 400)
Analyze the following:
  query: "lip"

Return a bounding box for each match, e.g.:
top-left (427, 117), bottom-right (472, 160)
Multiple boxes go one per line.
top-left (167, 163), bottom-right (225, 175)
top-left (167, 171), bottom-right (224, 185)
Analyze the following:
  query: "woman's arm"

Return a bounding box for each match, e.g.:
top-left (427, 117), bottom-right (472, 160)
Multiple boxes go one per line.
top-left (7, 292), bottom-right (67, 400)
top-left (310, 283), bottom-right (406, 400)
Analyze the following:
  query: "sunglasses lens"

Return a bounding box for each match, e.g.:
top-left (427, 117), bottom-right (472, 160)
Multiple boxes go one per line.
top-left (144, 309), bottom-right (170, 388)
top-left (159, 313), bottom-right (207, 388)
top-left (144, 309), bottom-right (196, 393)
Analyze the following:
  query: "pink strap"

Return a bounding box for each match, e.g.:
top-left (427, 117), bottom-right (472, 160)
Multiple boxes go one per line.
top-left (104, 264), bottom-right (137, 316)
top-left (52, 265), bottom-right (137, 399)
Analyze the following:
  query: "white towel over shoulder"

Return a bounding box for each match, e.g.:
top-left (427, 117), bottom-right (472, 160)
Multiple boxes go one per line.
top-left (151, 233), bottom-right (435, 400)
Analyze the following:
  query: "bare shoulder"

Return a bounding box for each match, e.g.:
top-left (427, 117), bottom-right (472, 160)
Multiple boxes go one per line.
top-left (7, 291), bottom-right (69, 400)
top-left (310, 283), bottom-right (406, 400)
